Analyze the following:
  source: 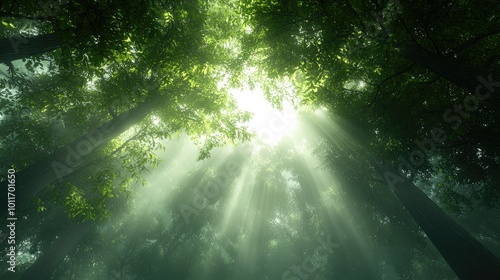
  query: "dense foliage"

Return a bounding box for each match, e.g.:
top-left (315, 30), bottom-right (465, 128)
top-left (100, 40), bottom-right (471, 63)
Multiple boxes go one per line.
top-left (0, 0), bottom-right (499, 279)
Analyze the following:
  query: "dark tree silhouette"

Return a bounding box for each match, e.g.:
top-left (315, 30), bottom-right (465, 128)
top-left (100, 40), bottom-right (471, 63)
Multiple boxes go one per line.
top-left (399, 43), bottom-right (500, 110)
top-left (0, 96), bottom-right (161, 217)
top-left (372, 161), bottom-right (500, 280)
top-left (0, 33), bottom-right (60, 65)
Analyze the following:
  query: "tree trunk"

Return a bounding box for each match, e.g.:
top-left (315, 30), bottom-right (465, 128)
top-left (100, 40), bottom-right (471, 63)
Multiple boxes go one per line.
top-left (21, 221), bottom-right (92, 280)
top-left (0, 33), bottom-right (60, 64)
top-left (0, 97), bottom-right (161, 217)
top-left (372, 161), bottom-right (500, 279)
top-left (399, 43), bottom-right (500, 110)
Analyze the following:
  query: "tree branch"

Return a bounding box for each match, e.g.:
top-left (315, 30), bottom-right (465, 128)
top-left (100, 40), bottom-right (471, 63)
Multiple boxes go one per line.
top-left (367, 63), bottom-right (415, 107)
top-left (452, 27), bottom-right (500, 54)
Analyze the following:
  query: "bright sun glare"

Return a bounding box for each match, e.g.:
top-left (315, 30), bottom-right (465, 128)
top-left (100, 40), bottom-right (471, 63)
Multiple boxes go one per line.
top-left (231, 87), bottom-right (297, 146)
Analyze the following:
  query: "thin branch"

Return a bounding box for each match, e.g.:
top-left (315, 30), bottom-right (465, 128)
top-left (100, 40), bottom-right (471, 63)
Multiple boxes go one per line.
top-left (452, 27), bottom-right (500, 55)
top-left (424, 25), bottom-right (441, 54)
top-left (109, 129), bottom-right (145, 157)
top-left (343, 0), bottom-right (366, 32)
top-left (417, 75), bottom-right (440, 91)
top-left (367, 63), bottom-right (415, 107)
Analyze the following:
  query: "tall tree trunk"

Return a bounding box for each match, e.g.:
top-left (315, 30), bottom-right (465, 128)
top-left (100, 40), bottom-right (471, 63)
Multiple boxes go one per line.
top-left (0, 33), bottom-right (60, 64)
top-left (21, 221), bottom-right (92, 280)
top-left (372, 161), bottom-right (500, 279)
top-left (0, 97), bottom-right (161, 217)
top-left (399, 43), bottom-right (500, 110)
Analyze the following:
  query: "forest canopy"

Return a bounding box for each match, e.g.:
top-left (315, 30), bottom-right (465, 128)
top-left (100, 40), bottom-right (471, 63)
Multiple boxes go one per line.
top-left (0, 0), bottom-right (499, 279)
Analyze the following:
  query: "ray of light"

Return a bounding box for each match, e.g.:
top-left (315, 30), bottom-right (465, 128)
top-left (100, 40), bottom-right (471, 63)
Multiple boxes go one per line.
top-left (101, 105), bottom-right (383, 279)
top-left (231, 86), bottom-right (297, 147)
top-left (270, 109), bottom-right (381, 270)
top-left (219, 168), bottom-right (251, 233)
top-left (297, 150), bottom-right (377, 270)
top-left (303, 108), bottom-right (362, 152)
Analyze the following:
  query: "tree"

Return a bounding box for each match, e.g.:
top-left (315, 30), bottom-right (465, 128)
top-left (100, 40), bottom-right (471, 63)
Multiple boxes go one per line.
top-left (0, 0), bottom-right (253, 214)
top-left (0, 33), bottom-right (60, 65)
top-left (0, 1), bottom-right (256, 278)
top-left (373, 161), bottom-right (500, 279)
top-left (239, 0), bottom-right (500, 277)
top-left (2, 0), bottom-right (499, 278)
top-left (239, 0), bottom-right (500, 193)
top-left (398, 42), bottom-right (500, 110)
top-left (0, 95), bottom-right (160, 217)
top-left (0, 0), bottom-right (155, 72)
top-left (20, 221), bottom-right (92, 280)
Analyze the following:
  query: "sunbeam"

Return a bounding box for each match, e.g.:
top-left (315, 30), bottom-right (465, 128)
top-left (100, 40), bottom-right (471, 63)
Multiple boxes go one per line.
top-left (8, 0), bottom-right (500, 279)
top-left (231, 86), bottom-right (297, 147)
